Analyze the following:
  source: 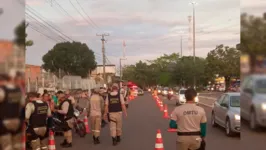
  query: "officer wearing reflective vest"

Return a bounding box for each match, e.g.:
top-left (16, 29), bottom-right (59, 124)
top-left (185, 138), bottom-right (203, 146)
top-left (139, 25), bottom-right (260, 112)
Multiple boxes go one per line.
top-left (104, 83), bottom-right (127, 146)
top-left (55, 90), bottom-right (74, 148)
top-left (169, 88), bottom-right (207, 150)
top-left (25, 92), bottom-right (52, 150)
top-left (0, 74), bottom-right (24, 150)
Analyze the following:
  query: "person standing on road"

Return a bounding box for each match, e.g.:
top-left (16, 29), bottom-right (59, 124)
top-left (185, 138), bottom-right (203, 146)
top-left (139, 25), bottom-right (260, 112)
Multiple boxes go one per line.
top-left (104, 83), bottom-right (127, 146)
top-left (169, 88), bottom-right (207, 150)
top-left (87, 88), bottom-right (105, 144)
top-left (25, 92), bottom-right (52, 150)
top-left (55, 91), bottom-right (74, 148)
top-left (0, 74), bottom-right (24, 150)
top-left (75, 90), bottom-right (89, 120)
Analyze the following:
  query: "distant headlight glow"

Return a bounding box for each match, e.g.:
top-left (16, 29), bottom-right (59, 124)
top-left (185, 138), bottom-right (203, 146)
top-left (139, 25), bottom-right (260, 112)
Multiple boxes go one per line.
top-left (234, 114), bottom-right (240, 120)
top-left (262, 103), bottom-right (266, 110)
top-left (195, 96), bottom-right (199, 103)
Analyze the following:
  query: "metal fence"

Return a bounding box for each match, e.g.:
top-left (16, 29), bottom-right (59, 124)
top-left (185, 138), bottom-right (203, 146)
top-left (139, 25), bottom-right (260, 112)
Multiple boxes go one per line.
top-left (26, 73), bottom-right (103, 92)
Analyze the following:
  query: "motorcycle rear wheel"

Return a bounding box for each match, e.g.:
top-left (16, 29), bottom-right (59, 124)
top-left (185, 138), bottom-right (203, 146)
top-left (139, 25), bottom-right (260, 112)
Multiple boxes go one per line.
top-left (76, 122), bottom-right (86, 137)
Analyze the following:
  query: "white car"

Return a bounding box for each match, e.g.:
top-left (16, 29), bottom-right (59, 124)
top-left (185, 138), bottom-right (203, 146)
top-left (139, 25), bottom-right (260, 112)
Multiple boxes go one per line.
top-left (176, 88), bottom-right (199, 106)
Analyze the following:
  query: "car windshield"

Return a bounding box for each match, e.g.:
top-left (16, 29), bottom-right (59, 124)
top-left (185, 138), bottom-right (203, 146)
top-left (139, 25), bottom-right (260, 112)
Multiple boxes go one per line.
top-left (179, 90), bottom-right (186, 94)
top-left (230, 96), bottom-right (240, 107)
top-left (255, 79), bottom-right (266, 93)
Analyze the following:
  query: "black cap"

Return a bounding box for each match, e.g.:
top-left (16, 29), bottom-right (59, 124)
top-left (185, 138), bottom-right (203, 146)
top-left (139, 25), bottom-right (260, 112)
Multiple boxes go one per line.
top-left (57, 90), bottom-right (64, 94)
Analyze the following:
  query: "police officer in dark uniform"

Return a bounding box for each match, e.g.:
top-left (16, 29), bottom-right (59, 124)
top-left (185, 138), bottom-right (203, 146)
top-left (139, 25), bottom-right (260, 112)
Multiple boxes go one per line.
top-left (104, 83), bottom-right (127, 146)
top-left (0, 74), bottom-right (24, 150)
top-left (55, 91), bottom-right (74, 148)
top-left (25, 92), bottom-right (51, 150)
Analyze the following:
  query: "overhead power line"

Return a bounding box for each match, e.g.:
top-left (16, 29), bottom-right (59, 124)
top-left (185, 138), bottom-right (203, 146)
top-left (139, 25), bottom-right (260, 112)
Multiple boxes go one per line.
top-left (69, 0), bottom-right (98, 30)
top-left (28, 24), bottom-right (60, 42)
top-left (74, 0), bottom-right (100, 29)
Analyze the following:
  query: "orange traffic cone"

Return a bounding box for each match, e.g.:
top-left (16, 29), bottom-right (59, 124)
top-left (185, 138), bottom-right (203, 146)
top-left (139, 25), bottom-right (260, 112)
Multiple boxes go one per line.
top-left (84, 115), bottom-right (91, 134)
top-left (163, 105), bottom-right (169, 118)
top-left (155, 129), bottom-right (164, 150)
top-left (48, 130), bottom-right (56, 150)
top-left (160, 102), bottom-right (164, 111)
top-left (22, 124), bottom-right (26, 150)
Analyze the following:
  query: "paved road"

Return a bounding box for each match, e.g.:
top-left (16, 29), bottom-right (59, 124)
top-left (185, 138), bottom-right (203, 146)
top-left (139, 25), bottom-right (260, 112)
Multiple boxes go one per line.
top-left (53, 93), bottom-right (264, 150)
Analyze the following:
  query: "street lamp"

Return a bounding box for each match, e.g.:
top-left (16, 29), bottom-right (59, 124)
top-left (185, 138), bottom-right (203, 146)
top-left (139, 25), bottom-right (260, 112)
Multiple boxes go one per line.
top-left (190, 1), bottom-right (197, 89)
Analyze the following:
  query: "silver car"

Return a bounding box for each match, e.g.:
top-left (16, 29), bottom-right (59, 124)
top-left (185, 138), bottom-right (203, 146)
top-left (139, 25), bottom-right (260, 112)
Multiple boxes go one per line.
top-left (241, 75), bottom-right (266, 130)
top-left (211, 92), bottom-right (240, 136)
top-left (176, 88), bottom-right (199, 105)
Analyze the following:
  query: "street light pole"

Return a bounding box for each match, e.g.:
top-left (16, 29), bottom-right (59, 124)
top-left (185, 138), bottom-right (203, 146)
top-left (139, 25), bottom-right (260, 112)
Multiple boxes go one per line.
top-left (190, 1), bottom-right (196, 89)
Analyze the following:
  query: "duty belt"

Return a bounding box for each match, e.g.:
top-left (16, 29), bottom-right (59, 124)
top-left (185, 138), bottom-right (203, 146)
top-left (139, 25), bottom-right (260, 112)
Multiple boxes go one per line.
top-left (177, 131), bottom-right (201, 136)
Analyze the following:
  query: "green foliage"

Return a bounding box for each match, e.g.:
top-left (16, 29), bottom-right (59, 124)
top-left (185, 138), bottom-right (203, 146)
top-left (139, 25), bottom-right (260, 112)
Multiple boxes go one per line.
top-left (205, 45), bottom-right (240, 89)
top-left (240, 13), bottom-right (266, 55)
top-left (123, 44), bottom-right (240, 88)
top-left (13, 20), bottom-right (33, 49)
top-left (42, 41), bottom-right (97, 78)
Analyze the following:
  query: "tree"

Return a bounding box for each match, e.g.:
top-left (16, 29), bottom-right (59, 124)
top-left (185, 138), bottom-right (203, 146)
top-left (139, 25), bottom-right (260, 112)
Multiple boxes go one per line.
top-left (172, 56), bottom-right (207, 87)
top-left (42, 41), bottom-right (97, 78)
top-left (205, 45), bottom-right (240, 90)
top-left (14, 20), bottom-right (33, 49)
top-left (239, 12), bottom-right (266, 72)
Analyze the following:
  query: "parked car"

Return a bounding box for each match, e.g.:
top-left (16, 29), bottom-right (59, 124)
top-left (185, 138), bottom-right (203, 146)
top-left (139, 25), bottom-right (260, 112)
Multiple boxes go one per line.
top-left (241, 75), bottom-right (266, 130)
top-left (211, 92), bottom-right (240, 136)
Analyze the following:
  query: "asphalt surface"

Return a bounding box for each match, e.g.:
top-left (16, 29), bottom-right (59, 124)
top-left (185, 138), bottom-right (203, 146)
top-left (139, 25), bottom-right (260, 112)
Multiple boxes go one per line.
top-left (53, 92), bottom-right (265, 150)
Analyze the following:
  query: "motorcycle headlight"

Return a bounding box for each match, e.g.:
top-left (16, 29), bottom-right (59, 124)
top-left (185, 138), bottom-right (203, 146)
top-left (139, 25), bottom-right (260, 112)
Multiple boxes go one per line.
top-left (262, 103), bottom-right (266, 110)
top-left (234, 114), bottom-right (240, 120)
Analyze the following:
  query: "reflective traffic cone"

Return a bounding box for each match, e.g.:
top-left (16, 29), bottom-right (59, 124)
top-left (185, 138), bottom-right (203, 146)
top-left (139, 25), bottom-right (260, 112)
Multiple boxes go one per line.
top-left (48, 130), bottom-right (56, 150)
top-left (22, 124), bottom-right (26, 150)
top-left (84, 115), bottom-right (91, 134)
top-left (163, 105), bottom-right (169, 119)
top-left (160, 102), bottom-right (164, 111)
top-left (154, 129), bottom-right (164, 150)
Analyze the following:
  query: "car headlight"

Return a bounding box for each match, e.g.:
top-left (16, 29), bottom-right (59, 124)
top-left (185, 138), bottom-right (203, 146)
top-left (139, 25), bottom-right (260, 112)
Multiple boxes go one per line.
top-left (262, 103), bottom-right (266, 110)
top-left (169, 91), bottom-right (173, 94)
top-left (158, 90), bottom-right (161, 93)
top-left (234, 114), bottom-right (240, 120)
top-left (195, 96), bottom-right (199, 102)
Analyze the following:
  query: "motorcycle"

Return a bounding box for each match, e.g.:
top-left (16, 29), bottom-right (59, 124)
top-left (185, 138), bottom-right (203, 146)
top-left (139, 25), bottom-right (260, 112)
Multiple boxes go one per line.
top-left (167, 91), bottom-right (174, 100)
top-left (73, 107), bottom-right (87, 137)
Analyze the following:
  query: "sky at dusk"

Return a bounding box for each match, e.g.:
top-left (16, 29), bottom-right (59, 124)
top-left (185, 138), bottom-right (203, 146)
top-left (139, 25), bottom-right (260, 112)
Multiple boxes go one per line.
top-left (1, 0), bottom-right (265, 68)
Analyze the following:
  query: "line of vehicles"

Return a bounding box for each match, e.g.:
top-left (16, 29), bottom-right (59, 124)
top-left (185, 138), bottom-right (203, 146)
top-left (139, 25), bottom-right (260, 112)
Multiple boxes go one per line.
top-left (148, 87), bottom-right (199, 105)
top-left (211, 75), bottom-right (266, 136)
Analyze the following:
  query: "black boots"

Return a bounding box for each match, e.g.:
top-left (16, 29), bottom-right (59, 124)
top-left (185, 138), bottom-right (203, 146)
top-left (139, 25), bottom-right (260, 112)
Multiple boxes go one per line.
top-left (117, 136), bottom-right (121, 143)
top-left (112, 137), bottom-right (118, 146)
top-left (60, 140), bottom-right (72, 148)
top-left (93, 136), bottom-right (100, 144)
top-left (112, 136), bottom-right (121, 146)
top-left (60, 139), bottom-right (67, 146)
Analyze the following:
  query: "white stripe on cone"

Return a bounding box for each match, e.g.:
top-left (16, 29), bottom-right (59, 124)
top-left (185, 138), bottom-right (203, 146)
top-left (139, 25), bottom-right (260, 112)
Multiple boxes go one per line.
top-left (155, 143), bottom-right (164, 148)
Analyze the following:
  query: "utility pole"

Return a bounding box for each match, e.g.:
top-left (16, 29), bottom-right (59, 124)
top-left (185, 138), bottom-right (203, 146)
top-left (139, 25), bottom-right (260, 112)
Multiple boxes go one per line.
top-left (97, 33), bottom-right (109, 84)
top-left (120, 40), bottom-right (126, 80)
top-left (180, 35), bottom-right (183, 57)
top-left (190, 1), bottom-right (197, 89)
